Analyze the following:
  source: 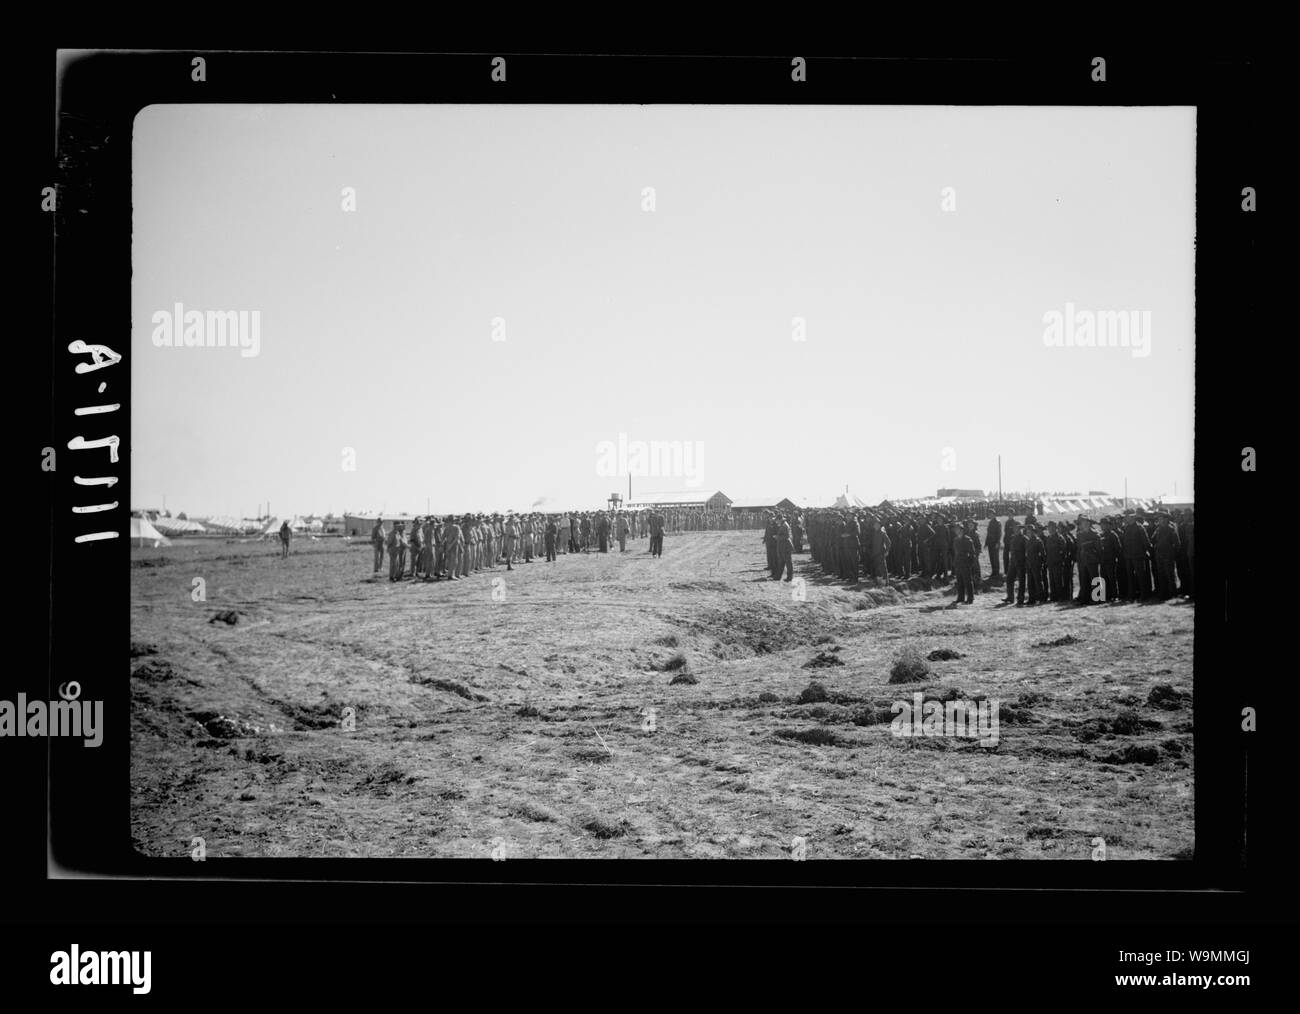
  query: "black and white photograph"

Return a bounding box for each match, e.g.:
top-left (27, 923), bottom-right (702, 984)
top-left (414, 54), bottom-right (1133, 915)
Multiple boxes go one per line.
top-left (125, 101), bottom-right (1197, 860)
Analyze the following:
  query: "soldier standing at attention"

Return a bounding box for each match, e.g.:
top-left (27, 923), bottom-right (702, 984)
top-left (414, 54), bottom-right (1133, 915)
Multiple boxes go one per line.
top-left (1025, 522), bottom-right (1045, 605)
top-left (408, 517), bottom-right (423, 579)
top-left (775, 513), bottom-right (794, 581)
top-left (985, 515), bottom-right (1002, 579)
top-left (420, 517), bottom-right (435, 578)
top-left (840, 513), bottom-right (861, 583)
top-left (763, 511), bottom-right (777, 575)
top-left (442, 515), bottom-right (462, 580)
top-left (1099, 517), bottom-right (1122, 602)
top-left (963, 519), bottom-right (980, 592)
top-left (617, 511), bottom-right (630, 552)
top-left (791, 512), bottom-right (804, 554)
top-left (279, 520), bottom-right (292, 559)
top-left (521, 514), bottom-right (535, 563)
top-left (371, 517), bottom-right (386, 574)
top-left (504, 513), bottom-right (520, 570)
top-left (1121, 513), bottom-right (1150, 601)
top-left (1044, 521), bottom-right (1065, 602)
top-left (649, 511), bottom-right (665, 558)
top-left (387, 522), bottom-right (402, 582)
top-left (870, 518), bottom-right (890, 584)
top-left (462, 515), bottom-right (477, 575)
top-left (393, 522), bottom-right (407, 578)
top-left (545, 516), bottom-right (559, 563)
top-left (1152, 513), bottom-right (1181, 599)
top-left (952, 522), bottom-right (976, 604)
top-left (1074, 516), bottom-right (1102, 604)
top-left (1003, 519), bottom-right (1025, 605)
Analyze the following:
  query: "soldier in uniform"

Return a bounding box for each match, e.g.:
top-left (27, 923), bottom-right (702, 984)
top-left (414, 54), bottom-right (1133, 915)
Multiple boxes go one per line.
top-left (407, 517), bottom-right (423, 579)
top-left (1002, 519), bottom-right (1022, 604)
top-left (1075, 516), bottom-right (1102, 604)
top-left (371, 517), bottom-right (386, 574)
top-left (963, 519), bottom-right (981, 592)
top-left (1121, 513), bottom-right (1150, 600)
top-left (840, 512), bottom-right (861, 583)
top-left (616, 511), bottom-right (630, 552)
top-left (1099, 516), bottom-right (1122, 602)
top-left (520, 514), bottom-right (534, 564)
top-left (869, 517), bottom-right (890, 584)
top-left (442, 514), bottom-right (462, 580)
top-left (1044, 521), bottom-right (1065, 601)
top-left (952, 521), bottom-right (977, 604)
top-left (1152, 513), bottom-right (1181, 599)
top-left (545, 515), bottom-right (559, 562)
top-left (387, 522), bottom-right (402, 582)
top-left (649, 511), bottom-right (664, 558)
top-left (1025, 522), bottom-right (1045, 604)
top-left (420, 517), bottom-right (436, 579)
top-left (774, 512), bottom-right (794, 581)
top-left (394, 521), bottom-right (407, 578)
top-left (985, 515), bottom-right (1002, 579)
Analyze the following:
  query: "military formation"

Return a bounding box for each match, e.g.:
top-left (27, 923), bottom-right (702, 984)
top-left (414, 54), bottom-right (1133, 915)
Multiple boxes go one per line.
top-left (358, 497), bottom-right (1194, 607)
top-left (783, 503), bottom-right (1193, 606)
top-left (367, 509), bottom-right (672, 581)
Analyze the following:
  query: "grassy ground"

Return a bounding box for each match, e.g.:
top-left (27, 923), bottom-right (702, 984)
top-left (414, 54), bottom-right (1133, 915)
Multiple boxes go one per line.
top-left (131, 528), bottom-right (1193, 859)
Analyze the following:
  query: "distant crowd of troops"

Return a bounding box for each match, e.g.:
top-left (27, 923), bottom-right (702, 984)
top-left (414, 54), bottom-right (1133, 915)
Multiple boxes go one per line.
top-left (769, 503), bottom-right (1194, 606)
top-left (368, 510), bottom-right (672, 580)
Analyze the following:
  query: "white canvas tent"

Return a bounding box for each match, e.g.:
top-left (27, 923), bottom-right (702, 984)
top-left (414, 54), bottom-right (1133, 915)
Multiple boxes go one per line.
top-left (152, 516), bottom-right (206, 536)
top-left (130, 516), bottom-right (171, 547)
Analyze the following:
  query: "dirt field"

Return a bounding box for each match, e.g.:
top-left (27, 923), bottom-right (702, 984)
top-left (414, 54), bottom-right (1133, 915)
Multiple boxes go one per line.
top-left (131, 528), bottom-right (1193, 860)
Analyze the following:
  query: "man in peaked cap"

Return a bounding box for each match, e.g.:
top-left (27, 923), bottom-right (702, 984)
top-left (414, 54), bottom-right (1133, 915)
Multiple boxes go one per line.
top-left (985, 514), bottom-right (1003, 579)
top-left (1044, 521), bottom-right (1065, 602)
top-left (1075, 516), bottom-right (1103, 604)
top-left (952, 521), bottom-right (976, 605)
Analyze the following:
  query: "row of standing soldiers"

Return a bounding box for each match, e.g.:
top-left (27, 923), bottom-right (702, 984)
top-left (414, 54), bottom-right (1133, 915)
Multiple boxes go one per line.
top-left (798, 506), bottom-right (1193, 605)
top-left (370, 510), bottom-right (670, 580)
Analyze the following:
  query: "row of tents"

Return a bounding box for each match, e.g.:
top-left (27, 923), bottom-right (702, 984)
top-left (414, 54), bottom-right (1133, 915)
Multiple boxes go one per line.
top-left (129, 513), bottom-right (326, 545)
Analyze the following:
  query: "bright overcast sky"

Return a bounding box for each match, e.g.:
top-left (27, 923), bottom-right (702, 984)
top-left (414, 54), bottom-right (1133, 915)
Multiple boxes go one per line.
top-left (132, 104), bottom-right (1194, 518)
